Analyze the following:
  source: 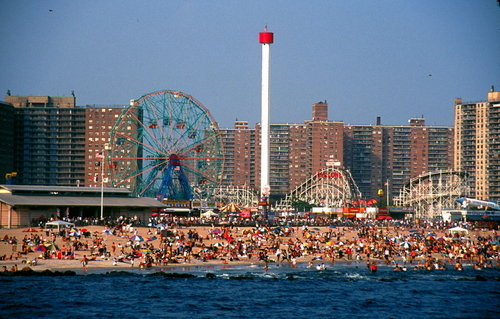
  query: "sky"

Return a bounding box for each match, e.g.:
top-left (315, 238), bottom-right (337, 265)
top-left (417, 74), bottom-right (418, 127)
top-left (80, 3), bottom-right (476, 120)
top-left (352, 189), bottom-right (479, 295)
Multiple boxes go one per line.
top-left (1, 0), bottom-right (499, 128)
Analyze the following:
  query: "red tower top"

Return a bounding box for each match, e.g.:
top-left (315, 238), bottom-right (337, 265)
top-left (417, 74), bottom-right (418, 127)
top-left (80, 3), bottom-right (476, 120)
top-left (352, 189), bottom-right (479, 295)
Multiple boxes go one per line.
top-left (259, 26), bottom-right (274, 44)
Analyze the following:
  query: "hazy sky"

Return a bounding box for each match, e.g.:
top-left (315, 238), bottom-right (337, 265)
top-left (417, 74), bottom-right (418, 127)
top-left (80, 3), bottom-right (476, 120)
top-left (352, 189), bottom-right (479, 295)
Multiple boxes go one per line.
top-left (1, 0), bottom-right (499, 128)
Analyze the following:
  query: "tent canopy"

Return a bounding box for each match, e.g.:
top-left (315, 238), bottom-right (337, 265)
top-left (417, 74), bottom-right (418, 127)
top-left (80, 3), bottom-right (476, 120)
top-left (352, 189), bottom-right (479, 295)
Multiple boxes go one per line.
top-left (201, 210), bottom-right (218, 218)
top-left (45, 220), bottom-right (75, 231)
top-left (219, 202), bottom-right (241, 213)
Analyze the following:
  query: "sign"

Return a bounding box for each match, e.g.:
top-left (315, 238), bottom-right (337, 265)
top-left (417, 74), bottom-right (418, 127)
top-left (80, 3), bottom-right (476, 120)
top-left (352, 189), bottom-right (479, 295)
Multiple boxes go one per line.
top-left (163, 200), bottom-right (191, 208)
top-left (316, 171), bottom-right (342, 179)
top-left (191, 200), bottom-right (216, 209)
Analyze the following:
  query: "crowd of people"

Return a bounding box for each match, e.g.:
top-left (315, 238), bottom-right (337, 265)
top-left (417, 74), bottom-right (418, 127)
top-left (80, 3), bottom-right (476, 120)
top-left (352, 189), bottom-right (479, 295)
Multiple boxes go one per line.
top-left (1, 216), bottom-right (498, 273)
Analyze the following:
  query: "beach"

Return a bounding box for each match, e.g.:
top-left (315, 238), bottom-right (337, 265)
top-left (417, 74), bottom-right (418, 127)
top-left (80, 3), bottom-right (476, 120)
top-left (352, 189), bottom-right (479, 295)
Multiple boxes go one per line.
top-left (1, 222), bottom-right (498, 274)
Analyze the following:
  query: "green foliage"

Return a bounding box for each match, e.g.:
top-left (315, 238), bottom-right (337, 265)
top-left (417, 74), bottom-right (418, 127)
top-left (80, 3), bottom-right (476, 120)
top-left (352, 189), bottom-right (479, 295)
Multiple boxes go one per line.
top-left (292, 200), bottom-right (312, 212)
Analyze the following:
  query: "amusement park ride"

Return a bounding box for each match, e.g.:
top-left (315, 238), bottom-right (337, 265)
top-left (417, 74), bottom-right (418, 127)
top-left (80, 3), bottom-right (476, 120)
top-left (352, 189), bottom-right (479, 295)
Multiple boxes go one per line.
top-left (108, 90), bottom-right (224, 202)
top-left (456, 197), bottom-right (500, 211)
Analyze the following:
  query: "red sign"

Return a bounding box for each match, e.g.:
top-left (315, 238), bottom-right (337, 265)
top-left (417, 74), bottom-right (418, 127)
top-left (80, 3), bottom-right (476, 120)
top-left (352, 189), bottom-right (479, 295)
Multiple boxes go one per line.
top-left (316, 171), bottom-right (342, 179)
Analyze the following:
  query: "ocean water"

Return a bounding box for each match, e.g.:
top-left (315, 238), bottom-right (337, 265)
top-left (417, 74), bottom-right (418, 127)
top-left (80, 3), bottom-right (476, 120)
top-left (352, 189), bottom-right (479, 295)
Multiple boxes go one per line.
top-left (1, 263), bottom-right (499, 319)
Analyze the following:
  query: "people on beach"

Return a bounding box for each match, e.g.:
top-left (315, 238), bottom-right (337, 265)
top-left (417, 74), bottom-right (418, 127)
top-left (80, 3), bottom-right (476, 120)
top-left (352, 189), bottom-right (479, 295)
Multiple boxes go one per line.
top-left (0, 215), bottom-right (498, 273)
top-left (81, 255), bottom-right (88, 272)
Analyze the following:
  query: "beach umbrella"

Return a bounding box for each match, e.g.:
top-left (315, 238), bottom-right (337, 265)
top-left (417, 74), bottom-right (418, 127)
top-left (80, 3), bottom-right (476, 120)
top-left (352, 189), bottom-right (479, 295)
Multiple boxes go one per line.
top-left (69, 231), bottom-right (80, 237)
top-left (102, 229), bottom-right (113, 235)
top-left (80, 228), bottom-right (88, 232)
top-left (130, 235), bottom-right (144, 242)
top-left (400, 241), bottom-right (411, 249)
top-left (201, 210), bottom-right (218, 218)
top-left (34, 245), bottom-right (47, 252)
top-left (45, 242), bottom-right (59, 251)
top-left (147, 236), bottom-right (157, 242)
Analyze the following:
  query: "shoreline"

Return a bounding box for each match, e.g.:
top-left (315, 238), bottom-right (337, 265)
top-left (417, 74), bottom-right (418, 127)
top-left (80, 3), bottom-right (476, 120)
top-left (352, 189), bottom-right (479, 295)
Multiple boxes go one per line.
top-left (1, 258), bottom-right (498, 277)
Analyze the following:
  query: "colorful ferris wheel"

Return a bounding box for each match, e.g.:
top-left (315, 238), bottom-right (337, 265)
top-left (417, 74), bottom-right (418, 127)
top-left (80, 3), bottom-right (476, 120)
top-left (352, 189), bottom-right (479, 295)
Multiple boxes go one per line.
top-left (109, 90), bottom-right (224, 200)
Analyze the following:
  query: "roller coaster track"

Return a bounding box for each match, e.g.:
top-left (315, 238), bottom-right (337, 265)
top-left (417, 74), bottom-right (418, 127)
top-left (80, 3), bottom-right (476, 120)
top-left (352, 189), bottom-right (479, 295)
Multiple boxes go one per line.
top-left (274, 166), bottom-right (362, 211)
top-left (394, 170), bottom-right (469, 219)
top-left (209, 185), bottom-right (259, 208)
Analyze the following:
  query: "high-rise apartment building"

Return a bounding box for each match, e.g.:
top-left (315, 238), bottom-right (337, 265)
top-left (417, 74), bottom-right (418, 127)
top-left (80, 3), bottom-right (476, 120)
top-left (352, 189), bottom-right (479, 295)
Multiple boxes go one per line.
top-left (220, 121), bottom-right (255, 187)
top-left (344, 119), bottom-right (453, 200)
top-left (6, 95), bottom-right (86, 186)
top-left (343, 124), bottom-right (384, 199)
top-left (85, 107), bottom-right (124, 187)
top-left (251, 123), bottom-right (293, 195)
top-left (0, 101), bottom-right (15, 184)
top-left (288, 123), bottom-right (309, 191)
top-left (4, 94), bottom-right (126, 187)
top-left (454, 88), bottom-right (500, 201)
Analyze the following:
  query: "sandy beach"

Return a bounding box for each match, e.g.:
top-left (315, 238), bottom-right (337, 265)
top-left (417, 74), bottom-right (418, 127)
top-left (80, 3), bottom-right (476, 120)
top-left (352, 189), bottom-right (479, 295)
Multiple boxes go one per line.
top-left (0, 223), bottom-right (498, 274)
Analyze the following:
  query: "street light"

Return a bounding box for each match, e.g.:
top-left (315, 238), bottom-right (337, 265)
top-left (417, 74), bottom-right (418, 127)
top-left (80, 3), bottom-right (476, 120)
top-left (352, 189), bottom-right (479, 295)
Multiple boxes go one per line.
top-left (100, 143), bottom-right (110, 220)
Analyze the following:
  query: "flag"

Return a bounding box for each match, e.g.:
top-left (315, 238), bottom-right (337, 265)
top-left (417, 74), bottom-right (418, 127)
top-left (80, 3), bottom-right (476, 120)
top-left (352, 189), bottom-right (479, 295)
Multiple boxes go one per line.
top-left (95, 152), bottom-right (104, 159)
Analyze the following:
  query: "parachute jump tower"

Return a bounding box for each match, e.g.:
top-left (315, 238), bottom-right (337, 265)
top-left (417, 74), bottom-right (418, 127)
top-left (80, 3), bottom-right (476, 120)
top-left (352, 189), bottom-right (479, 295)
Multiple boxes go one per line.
top-left (259, 27), bottom-right (274, 204)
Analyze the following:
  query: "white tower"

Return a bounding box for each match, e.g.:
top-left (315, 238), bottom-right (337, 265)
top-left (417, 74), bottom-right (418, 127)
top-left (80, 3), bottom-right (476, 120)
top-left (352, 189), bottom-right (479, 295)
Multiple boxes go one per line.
top-left (259, 27), bottom-right (274, 199)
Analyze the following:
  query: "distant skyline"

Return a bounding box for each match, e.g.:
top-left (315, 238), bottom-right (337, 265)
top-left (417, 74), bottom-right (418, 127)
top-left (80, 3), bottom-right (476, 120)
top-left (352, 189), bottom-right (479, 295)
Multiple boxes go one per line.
top-left (1, 0), bottom-right (499, 128)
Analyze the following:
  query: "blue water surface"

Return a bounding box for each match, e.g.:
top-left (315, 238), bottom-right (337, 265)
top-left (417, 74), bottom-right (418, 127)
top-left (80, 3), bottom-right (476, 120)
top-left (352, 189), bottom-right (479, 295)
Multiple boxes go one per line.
top-left (1, 263), bottom-right (499, 319)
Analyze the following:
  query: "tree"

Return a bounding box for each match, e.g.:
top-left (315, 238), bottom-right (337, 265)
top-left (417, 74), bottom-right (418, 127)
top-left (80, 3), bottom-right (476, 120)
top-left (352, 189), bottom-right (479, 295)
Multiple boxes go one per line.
top-left (292, 200), bottom-right (313, 212)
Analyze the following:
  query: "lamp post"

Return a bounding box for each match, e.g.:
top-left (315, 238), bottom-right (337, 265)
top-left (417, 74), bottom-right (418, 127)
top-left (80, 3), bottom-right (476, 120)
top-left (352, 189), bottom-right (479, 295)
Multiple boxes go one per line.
top-left (386, 179), bottom-right (390, 207)
top-left (100, 143), bottom-right (110, 220)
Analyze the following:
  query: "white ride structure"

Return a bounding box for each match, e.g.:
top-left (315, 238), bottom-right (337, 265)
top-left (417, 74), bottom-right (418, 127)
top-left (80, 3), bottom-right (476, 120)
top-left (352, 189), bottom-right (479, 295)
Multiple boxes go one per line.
top-left (455, 197), bottom-right (500, 210)
top-left (394, 170), bottom-right (470, 219)
top-left (210, 185), bottom-right (260, 209)
top-left (274, 166), bottom-right (362, 211)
